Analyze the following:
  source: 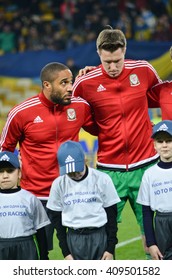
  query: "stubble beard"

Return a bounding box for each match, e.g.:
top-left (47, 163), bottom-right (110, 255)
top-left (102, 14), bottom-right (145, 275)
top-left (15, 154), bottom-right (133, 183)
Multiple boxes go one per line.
top-left (50, 94), bottom-right (72, 106)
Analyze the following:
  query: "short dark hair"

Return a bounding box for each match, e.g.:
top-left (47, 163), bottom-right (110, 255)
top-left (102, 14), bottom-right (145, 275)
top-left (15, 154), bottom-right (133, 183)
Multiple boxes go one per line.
top-left (96, 26), bottom-right (127, 52)
top-left (40, 62), bottom-right (69, 84)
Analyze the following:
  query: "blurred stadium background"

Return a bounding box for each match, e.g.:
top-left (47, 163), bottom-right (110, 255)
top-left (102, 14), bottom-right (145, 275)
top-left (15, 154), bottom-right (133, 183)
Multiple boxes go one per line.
top-left (0, 0), bottom-right (172, 182)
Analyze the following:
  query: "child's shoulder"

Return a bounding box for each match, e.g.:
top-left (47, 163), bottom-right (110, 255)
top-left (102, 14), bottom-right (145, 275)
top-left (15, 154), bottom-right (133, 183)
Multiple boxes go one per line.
top-left (143, 163), bottom-right (160, 176)
top-left (20, 188), bottom-right (39, 200)
top-left (89, 167), bottom-right (112, 179)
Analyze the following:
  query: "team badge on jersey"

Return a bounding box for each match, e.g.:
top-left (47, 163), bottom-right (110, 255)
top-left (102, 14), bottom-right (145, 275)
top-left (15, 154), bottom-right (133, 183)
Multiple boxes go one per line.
top-left (67, 108), bottom-right (76, 121)
top-left (129, 74), bottom-right (140, 86)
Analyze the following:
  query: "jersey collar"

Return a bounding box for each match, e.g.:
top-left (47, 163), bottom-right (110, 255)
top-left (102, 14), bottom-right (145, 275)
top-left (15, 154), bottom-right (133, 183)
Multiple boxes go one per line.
top-left (39, 92), bottom-right (62, 109)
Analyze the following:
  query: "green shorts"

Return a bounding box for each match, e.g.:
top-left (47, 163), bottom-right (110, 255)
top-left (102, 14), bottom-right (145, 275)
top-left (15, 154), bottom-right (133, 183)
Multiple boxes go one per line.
top-left (98, 163), bottom-right (156, 234)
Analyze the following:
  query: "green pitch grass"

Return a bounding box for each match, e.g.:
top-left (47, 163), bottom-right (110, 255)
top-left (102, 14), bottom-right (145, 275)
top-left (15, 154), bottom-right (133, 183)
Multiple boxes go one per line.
top-left (49, 201), bottom-right (145, 260)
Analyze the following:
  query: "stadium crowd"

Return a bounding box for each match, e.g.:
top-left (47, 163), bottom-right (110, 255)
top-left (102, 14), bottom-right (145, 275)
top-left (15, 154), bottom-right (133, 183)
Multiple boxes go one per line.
top-left (0, 0), bottom-right (171, 55)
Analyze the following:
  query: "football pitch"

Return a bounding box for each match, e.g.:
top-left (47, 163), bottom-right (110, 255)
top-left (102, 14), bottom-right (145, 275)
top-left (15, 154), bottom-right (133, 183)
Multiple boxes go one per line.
top-left (49, 201), bottom-right (145, 260)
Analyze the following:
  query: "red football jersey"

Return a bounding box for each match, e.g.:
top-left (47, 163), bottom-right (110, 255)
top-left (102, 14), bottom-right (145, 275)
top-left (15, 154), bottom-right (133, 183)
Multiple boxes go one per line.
top-left (0, 92), bottom-right (98, 198)
top-left (73, 60), bottom-right (162, 170)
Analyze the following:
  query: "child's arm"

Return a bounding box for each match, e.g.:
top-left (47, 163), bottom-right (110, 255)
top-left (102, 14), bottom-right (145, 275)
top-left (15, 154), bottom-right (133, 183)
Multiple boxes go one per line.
top-left (142, 205), bottom-right (163, 260)
top-left (142, 205), bottom-right (156, 247)
top-left (36, 227), bottom-right (49, 260)
top-left (102, 204), bottom-right (118, 260)
top-left (48, 209), bottom-right (72, 259)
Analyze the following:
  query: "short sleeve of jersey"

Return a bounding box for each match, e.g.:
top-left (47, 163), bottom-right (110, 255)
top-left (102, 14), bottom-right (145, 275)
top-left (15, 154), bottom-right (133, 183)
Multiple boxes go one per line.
top-left (98, 171), bottom-right (121, 208)
top-left (46, 177), bottom-right (63, 211)
top-left (32, 195), bottom-right (51, 230)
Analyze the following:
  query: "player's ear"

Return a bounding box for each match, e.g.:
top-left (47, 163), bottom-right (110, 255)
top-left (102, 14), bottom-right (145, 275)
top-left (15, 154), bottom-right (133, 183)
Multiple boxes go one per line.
top-left (43, 80), bottom-right (51, 89)
top-left (97, 49), bottom-right (101, 57)
top-left (123, 47), bottom-right (127, 56)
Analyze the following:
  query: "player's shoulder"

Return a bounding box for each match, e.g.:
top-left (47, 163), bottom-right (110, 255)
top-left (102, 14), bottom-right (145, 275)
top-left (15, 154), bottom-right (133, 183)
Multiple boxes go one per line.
top-left (124, 59), bottom-right (151, 68)
top-left (124, 59), bottom-right (159, 77)
top-left (152, 80), bottom-right (171, 89)
top-left (9, 94), bottom-right (40, 115)
top-left (73, 65), bottom-right (102, 86)
top-left (71, 96), bottom-right (90, 106)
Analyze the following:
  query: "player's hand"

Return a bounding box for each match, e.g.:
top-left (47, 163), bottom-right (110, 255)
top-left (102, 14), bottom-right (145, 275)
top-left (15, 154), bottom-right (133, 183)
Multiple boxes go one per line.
top-left (75, 66), bottom-right (96, 79)
top-left (65, 254), bottom-right (74, 260)
top-left (148, 245), bottom-right (163, 260)
top-left (151, 121), bottom-right (155, 128)
top-left (101, 251), bottom-right (113, 260)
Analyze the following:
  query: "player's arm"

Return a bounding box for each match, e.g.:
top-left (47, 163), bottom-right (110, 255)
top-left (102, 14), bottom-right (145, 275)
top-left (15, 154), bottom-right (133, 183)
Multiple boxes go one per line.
top-left (147, 47), bottom-right (172, 109)
top-left (0, 111), bottom-right (22, 151)
top-left (82, 103), bottom-right (99, 136)
top-left (145, 60), bottom-right (162, 108)
top-left (147, 86), bottom-right (160, 108)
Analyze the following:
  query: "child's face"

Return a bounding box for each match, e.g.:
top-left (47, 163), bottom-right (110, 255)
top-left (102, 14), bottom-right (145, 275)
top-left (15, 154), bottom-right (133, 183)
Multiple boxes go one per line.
top-left (67, 167), bottom-right (86, 180)
top-left (154, 132), bottom-right (172, 162)
top-left (67, 172), bottom-right (84, 180)
top-left (0, 167), bottom-right (21, 190)
top-left (66, 164), bottom-right (86, 180)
